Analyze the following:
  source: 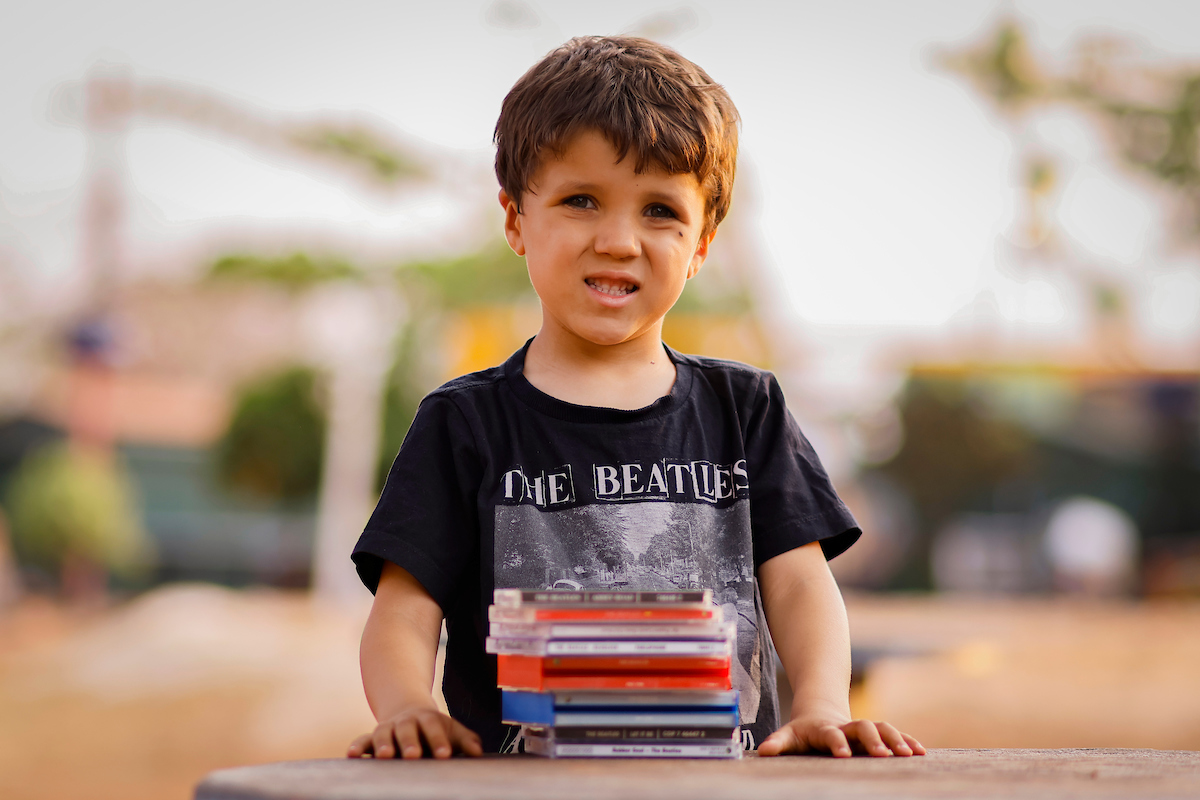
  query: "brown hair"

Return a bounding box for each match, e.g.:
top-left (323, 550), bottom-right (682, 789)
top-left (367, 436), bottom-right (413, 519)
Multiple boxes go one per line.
top-left (494, 36), bottom-right (740, 236)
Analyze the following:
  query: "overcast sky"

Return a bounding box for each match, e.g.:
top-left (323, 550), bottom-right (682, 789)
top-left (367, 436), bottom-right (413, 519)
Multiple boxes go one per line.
top-left (3, 0), bottom-right (1200, 335)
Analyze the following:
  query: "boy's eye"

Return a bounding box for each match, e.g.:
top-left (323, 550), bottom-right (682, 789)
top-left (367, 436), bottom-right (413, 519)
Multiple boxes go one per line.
top-left (564, 195), bottom-right (595, 209)
top-left (645, 204), bottom-right (677, 219)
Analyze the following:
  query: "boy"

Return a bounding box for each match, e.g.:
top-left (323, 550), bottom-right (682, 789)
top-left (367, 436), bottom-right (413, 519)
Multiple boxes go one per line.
top-left (347, 36), bottom-right (923, 759)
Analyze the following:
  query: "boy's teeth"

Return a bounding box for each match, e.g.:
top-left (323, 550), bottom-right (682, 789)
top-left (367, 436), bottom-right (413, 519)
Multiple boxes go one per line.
top-left (586, 279), bottom-right (637, 296)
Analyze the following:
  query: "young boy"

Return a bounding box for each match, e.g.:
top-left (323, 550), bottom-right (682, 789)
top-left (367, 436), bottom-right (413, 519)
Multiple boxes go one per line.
top-left (346, 36), bottom-right (923, 760)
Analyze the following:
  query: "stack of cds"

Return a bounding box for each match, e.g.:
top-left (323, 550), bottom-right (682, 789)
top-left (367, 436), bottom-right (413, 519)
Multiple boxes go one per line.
top-left (488, 588), bottom-right (741, 759)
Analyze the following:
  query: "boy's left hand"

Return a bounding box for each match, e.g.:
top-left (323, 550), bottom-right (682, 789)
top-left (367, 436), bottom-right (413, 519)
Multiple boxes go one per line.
top-left (758, 716), bottom-right (926, 758)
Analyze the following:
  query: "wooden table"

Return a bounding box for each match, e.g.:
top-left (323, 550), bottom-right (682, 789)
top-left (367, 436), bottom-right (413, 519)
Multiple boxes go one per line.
top-left (196, 749), bottom-right (1200, 799)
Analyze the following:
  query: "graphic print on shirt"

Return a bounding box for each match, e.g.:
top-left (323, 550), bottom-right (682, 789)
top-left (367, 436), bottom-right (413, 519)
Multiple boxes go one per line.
top-left (494, 459), bottom-right (776, 745)
top-left (499, 458), bottom-right (749, 508)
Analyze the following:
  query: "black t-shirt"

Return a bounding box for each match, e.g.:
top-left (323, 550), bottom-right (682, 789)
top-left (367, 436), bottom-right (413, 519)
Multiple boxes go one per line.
top-left (352, 342), bottom-right (860, 752)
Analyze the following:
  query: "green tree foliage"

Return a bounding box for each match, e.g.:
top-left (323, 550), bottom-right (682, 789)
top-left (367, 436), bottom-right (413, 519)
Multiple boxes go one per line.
top-left (399, 240), bottom-right (535, 308)
top-left (876, 377), bottom-right (1034, 589)
top-left (882, 378), bottom-right (1033, 527)
top-left (939, 20), bottom-right (1041, 107)
top-left (373, 241), bottom-right (539, 488)
top-left (943, 18), bottom-right (1200, 241)
top-left (375, 323), bottom-right (425, 491)
top-left (292, 127), bottom-right (423, 183)
top-left (669, 257), bottom-right (755, 316)
top-left (6, 443), bottom-right (151, 577)
top-left (203, 243), bottom-right (537, 497)
top-left (216, 367), bottom-right (326, 501)
top-left (208, 253), bottom-right (363, 290)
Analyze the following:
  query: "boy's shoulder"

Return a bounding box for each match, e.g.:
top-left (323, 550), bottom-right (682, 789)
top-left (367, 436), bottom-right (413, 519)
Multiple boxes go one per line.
top-left (671, 349), bottom-right (771, 376)
top-left (410, 364), bottom-right (510, 429)
top-left (426, 363), bottom-right (507, 400)
top-left (670, 349), bottom-right (779, 395)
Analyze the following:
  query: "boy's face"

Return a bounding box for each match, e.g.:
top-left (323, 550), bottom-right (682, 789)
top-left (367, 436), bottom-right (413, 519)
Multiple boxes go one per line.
top-left (500, 129), bottom-right (714, 352)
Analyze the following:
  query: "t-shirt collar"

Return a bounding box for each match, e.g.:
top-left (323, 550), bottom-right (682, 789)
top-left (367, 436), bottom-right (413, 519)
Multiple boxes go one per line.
top-left (503, 338), bottom-right (693, 423)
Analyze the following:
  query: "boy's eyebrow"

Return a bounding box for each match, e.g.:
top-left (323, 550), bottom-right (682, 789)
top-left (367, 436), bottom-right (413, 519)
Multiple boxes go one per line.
top-left (640, 188), bottom-right (692, 207)
top-left (550, 180), bottom-right (603, 195)
top-left (550, 180), bottom-right (695, 206)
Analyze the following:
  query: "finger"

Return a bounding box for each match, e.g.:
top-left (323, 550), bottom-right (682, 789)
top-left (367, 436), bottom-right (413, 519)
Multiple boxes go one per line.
top-left (819, 725), bottom-right (852, 758)
top-left (450, 720), bottom-right (484, 757)
top-left (394, 717), bottom-right (424, 759)
top-left (417, 714), bottom-right (454, 759)
top-left (845, 720), bottom-right (891, 757)
top-left (372, 723), bottom-right (399, 760)
top-left (347, 733), bottom-right (373, 758)
top-left (757, 724), bottom-right (802, 757)
top-left (876, 722), bottom-right (912, 756)
top-left (902, 732), bottom-right (927, 755)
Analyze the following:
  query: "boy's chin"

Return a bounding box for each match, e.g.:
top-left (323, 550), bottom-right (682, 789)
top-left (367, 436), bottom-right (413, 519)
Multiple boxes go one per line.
top-left (549, 326), bottom-right (660, 351)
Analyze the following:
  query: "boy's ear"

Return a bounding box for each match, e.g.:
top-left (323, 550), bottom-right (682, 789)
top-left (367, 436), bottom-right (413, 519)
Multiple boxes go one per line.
top-left (687, 228), bottom-right (717, 280)
top-left (498, 189), bottom-right (525, 257)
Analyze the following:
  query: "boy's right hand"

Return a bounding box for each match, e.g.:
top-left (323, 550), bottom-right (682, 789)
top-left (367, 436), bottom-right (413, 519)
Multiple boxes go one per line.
top-left (346, 706), bottom-right (483, 759)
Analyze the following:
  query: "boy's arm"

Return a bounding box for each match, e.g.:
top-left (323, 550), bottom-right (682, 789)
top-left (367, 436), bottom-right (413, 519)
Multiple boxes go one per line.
top-left (756, 541), bottom-right (925, 758)
top-left (346, 561), bottom-right (482, 759)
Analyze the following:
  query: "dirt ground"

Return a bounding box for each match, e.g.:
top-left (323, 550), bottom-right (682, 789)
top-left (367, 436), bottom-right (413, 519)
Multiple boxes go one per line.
top-left (0, 585), bottom-right (375, 800)
top-left (1, 586), bottom-right (1197, 800)
top-left (846, 593), bottom-right (1200, 750)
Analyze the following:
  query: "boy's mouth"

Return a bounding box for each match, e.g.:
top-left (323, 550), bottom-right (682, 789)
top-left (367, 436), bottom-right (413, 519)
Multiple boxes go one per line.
top-left (585, 278), bottom-right (638, 297)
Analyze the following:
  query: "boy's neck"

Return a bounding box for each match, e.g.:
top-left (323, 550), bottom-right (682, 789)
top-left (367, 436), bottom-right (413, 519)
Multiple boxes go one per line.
top-left (523, 328), bottom-right (677, 411)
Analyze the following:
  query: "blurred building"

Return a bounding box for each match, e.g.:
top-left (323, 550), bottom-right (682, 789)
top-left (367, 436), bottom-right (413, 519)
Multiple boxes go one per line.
top-left (864, 324), bottom-right (1200, 596)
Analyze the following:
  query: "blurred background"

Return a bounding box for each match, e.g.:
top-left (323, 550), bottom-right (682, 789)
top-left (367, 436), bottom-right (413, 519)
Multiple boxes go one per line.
top-left (3, 1), bottom-right (1200, 798)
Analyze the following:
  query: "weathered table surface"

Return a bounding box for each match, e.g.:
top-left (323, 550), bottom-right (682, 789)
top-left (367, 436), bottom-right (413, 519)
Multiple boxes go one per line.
top-left (195, 749), bottom-right (1200, 800)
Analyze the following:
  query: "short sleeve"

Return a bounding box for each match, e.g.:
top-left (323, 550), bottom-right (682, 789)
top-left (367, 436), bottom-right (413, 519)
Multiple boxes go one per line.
top-left (351, 393), bottom-right (482, 609)
top-left (745, 373), bottom-right (860, 566)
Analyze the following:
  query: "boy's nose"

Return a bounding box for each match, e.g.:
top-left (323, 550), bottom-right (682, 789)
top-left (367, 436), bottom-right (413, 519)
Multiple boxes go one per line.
top-left (593, 214), bottom-right (641, 259)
